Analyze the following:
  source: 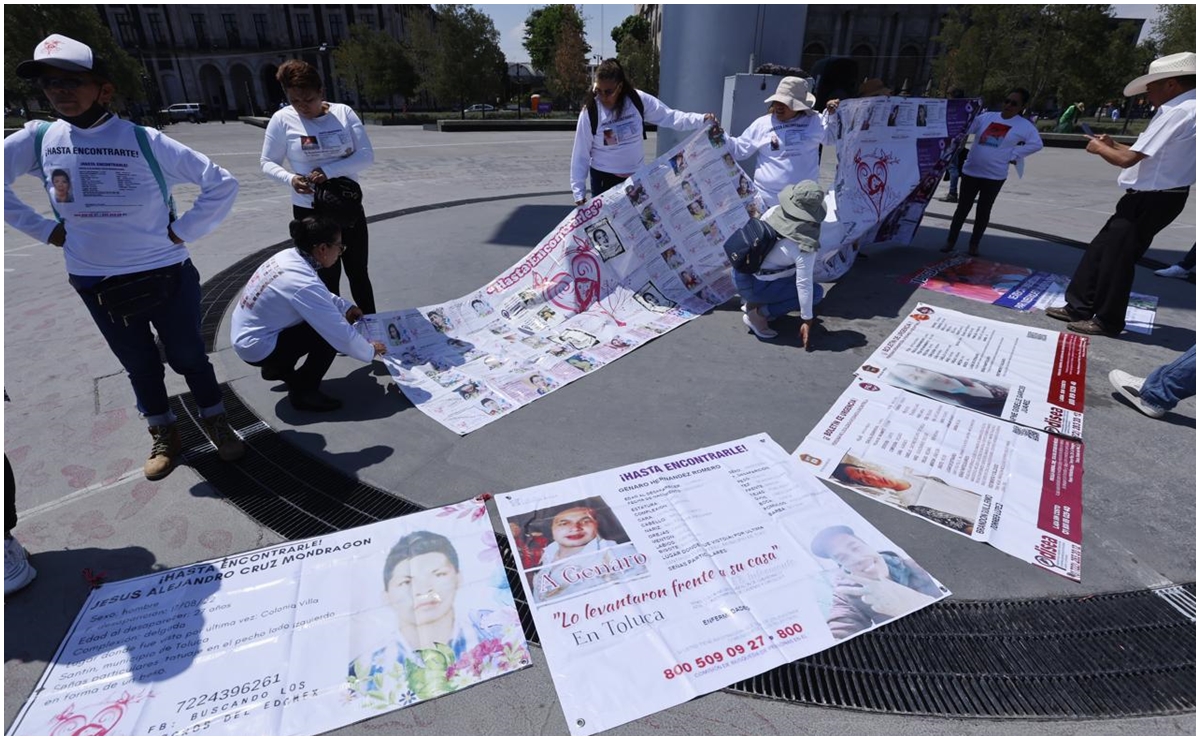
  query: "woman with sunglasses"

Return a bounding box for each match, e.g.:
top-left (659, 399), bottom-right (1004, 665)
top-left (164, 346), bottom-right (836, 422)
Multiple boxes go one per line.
top-left (571, 58), bottom-right (717, 205)
top-left (941, 88), bottom-right (1043, 256)
top-left (231, 216), bottom-right (386, 412)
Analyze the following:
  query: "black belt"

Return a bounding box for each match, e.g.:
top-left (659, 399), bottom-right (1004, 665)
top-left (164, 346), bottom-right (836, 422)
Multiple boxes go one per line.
top-left (757, 266), bottom-right (795, 276)
top-left (1126, 186), bottom-right (1190, 193)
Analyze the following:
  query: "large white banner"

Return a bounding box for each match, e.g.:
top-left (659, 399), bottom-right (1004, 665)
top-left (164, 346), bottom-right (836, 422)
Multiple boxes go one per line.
top-left (794, 380), bottom-right (1084, 581)
top-left (495, 434), bottom-right (948, 735)
top-left (855, 303), bottom-right (1088, 438)
top-left (814, 97), bottom-right (981, 282)
top-left (8, 502), bottom-right (529, 736)
top-left (366, 127), bottom-right (756, 434)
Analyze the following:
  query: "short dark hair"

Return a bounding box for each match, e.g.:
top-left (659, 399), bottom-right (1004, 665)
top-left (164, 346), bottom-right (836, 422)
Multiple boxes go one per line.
top-left (289, 215), bottom-right (340, 254)
top-left (276, 59), bottom-right (323, 91)
top-left (1173, 74), bottom-right (1197, 91)
top-left (382, 531), bottom-right (459, 588)
top-left (1008, 87), bottom-right (1031, 105)
top-left (51, 168), bottom-right (69, 181)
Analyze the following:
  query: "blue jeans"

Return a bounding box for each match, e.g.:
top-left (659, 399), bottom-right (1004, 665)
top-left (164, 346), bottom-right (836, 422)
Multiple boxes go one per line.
top-left (1141, 345), bottom-right (1196, 411)
top-left (71, 260), bottom-right (224, 426)
top-left (732, 269), bottom-right (823, 319)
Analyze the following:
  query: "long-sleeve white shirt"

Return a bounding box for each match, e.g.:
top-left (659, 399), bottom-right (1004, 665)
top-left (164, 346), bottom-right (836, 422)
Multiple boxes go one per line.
top-left (4, 116), bottom-right (237, 276)
top-left (570, 90), bottom-right (708, 202)
top-left (260, 103), bottom-right (375, 208)
top-left (726, 111), bottom-right (836, 206)
top-left (961, 111), bottom-right (1043, 181)
top-left (231, 248), bottom-right (376, 363)
top-left (755, 205), bottom-right (819, 320)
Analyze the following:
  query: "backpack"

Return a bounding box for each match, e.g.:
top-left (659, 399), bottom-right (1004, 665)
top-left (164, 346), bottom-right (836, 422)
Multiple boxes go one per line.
top-left (588, 90), bottom-right (647, 140)
top-left (723, 218), bottom-right (780, 274)
top-left (34, 120), bottom-right (176, 222)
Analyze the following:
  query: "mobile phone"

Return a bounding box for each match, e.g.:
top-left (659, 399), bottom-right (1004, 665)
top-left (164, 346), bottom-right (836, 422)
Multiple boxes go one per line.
top-left (1080, 123), bottom-right (1094, 136)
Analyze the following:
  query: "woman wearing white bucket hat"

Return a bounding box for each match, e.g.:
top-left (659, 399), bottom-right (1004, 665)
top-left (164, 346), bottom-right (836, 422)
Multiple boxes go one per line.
top-left (1048, 51), bottom-right (1196, 338)
top-left (725, 77), bottom-right (839, 207)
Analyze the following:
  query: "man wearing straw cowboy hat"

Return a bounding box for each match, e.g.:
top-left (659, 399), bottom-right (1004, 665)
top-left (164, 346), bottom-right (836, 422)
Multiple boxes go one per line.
top-left (1047, 51), bottom-right (1196, 337)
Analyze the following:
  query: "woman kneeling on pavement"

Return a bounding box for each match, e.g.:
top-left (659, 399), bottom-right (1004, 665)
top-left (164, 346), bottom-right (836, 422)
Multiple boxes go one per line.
top-left (736, 181), bottom-right (826, 349)
top-left (231, 216), bottom-right (386, 412)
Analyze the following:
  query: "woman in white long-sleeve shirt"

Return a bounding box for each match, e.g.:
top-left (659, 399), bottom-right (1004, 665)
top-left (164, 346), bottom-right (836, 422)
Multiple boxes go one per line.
top-left (570, 58), bottom-right (717, 205)
top-left (232, 216), bottom-right (386, 413)
top-left (736, 181), bottom-right (827, 350)
top-left (725, 77), bottom-right (839, 208)
top-left (941, 87), bottom-right (1044, 256)
top-left (261, 60), bottom-right (377, 313)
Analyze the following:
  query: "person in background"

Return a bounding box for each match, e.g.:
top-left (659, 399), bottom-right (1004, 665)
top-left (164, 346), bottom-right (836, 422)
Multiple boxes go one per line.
top-left (231, 216), bottom-right (386, 412)
top-left (1109, 345), bottom-right (1196, 419)
top-left (5, 455), bottom-right (35, 595)
top-left (4, 34), bottom-right (242, 481)
top-left (940, 87), bottom-right (967, 203)
top-left (261, 59), bottom-right (376, 313)
top-left (1048, 53), bottom-right (1196, 337)
top-left (941, 87), bottom-right (1044, 256)
top-left (1055, 100), bottom-right (1086, 133)
top-left (725, 77), bottom-right (840, 207)
top-left (571, 58), bottom-right (717, 205)
top-left (1155, 244), bottom-right (1195, 280)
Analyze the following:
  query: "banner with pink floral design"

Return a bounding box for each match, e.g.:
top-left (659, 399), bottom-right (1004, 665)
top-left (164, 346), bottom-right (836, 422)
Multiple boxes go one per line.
top-left (7, 499), bottom-right (529, 736)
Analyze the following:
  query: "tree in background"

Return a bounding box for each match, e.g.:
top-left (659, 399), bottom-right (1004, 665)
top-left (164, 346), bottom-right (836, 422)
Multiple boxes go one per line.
top-left (933, 4), bottom-right (1149, 114)
top-left (524, 4), bottom-right (589, 106)
top-left (332, 24), bottom-right (418, 116)
top-left (611, 14), bottom-right (659, 95)
top-left (5, 5), bottom-right (144, 108)
top-left (1151, 4), bottom-right (1196, 55)
top-left (407, 5), bottom-right (506, 116)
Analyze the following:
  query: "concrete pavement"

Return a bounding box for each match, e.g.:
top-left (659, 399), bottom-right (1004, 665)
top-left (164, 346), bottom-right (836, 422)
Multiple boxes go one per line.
top-left (4, 121), bottom-right (1195, 735)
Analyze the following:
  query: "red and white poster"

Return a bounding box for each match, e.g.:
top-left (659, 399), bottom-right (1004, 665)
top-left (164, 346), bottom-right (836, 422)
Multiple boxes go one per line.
top-left (794, 380), bottom-right (1083, 581)
top-left (496, 434), bottom-right (948, 735)
top-left (855, 303), bottom-right (1088, 438)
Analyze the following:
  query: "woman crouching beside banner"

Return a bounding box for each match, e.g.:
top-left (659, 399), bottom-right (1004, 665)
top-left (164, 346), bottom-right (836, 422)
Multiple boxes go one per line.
top-left (736, 181), bottom-right (826, 349)
top-left (231, 216), bottom-right (385, 412)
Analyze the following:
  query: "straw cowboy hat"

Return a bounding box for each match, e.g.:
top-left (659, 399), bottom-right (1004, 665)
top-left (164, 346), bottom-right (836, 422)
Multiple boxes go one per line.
top-left (1123, 51), bottom-right (1196, 97)
top-left (764, 77), bottom-right (816, 113)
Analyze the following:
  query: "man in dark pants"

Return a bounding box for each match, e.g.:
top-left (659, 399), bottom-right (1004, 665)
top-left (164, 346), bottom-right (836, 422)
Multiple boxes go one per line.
top-left (1047, 52), bottom-right (1196, 337)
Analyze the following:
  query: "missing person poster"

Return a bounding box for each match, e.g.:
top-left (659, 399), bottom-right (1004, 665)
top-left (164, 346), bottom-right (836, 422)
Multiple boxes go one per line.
top-left (367, 126), bottom-right (758, 434)
top-left (7, 501), bottom-right (529, 736)
top-left (855, 303), bottom-right (1088, 438)
top-left (794, 380), bottom-right (1083, 581)
top-left (813, 97), bottom-right (981, 282)
top-left (495, 434), bottom-right (948, 735)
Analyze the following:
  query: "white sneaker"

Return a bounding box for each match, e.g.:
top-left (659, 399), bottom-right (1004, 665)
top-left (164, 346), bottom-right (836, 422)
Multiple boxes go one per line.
top-left (1107, 369), bottom-right (1166, 418)
top-left (4, 536), bottom-right (36, 595)
top-left (1154, 264), bottom-right (1192, 279)
top-left (742, 307), bottom-right (777, 339)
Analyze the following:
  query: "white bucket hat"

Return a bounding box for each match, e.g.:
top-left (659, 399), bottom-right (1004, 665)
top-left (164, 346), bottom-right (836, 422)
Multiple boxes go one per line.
top-left (1123, 51), bottom-right (1196, 97)
top-left (764, 76), bottom-right (816, 113)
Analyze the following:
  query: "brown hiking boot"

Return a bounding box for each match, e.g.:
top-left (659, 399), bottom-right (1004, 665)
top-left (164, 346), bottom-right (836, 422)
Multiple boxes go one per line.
top-left (200, 413), bottom-right (245, 462)
top-left (145, 424), bottom-right (181, 480)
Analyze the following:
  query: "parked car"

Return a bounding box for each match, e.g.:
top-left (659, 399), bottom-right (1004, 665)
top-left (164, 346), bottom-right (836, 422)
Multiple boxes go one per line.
top-left (463, 104), bottom-right (496, 112)
top-left (159, 103), bottom-right (207, 123)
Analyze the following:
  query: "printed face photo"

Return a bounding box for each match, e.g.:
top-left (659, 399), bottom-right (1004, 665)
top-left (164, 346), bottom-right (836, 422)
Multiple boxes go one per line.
top-left (557, 328), bottom-right (598, 350)
top-left (686, 199), bottom-right (708, 221)
top-left (480, 396), bottom-right (510, 416)
top-left (624, 182), bottom-right (648, 205)
top-left (471, 298), bottom-right (492, 317)
top-left (661, 247), bottom-right (684, 269)
top-left (681, 178), bottom-right (699, 200)
top-left (455, 381), bottom-right (482, 400)
top-left (633, 282), bottom-right (675, 312)
top-left (679, 270), bottom-right (700, 289)
top-left (639, 205), bottom-right (661, 230)
top-left (586, 219), bottom-right (625, 260)
top-left (427, 309), bottom-right (452, 333)
top-left (51, 169), bottom-right (73, 203)
top-left (565, 353), bottom-right (596, 373)
top-left (669, 153), bottom-right (687, 175)
top-left (722, 153), bottom-right (737, 172)
top-left (526, 373), bottom-right (557, 395)
top-left (300, 135), bottom-right (320, 151)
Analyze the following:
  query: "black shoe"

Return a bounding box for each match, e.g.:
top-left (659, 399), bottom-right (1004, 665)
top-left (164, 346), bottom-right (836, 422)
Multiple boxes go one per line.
top-left (940, 193), bottom-right (958, 203)
top-left (288, 390), bottom-right (342, 412)
top-left (1045, 306), bottom-right (1088, 323)
top-left (1067, 318), bottom-right (1121, 337)
top-left (939, 243), bottom-right (956, 253)
top-left (967, 243), bottom-right (980, 256)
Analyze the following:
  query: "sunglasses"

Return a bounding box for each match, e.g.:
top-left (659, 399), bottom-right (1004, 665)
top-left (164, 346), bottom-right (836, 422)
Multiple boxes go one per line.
top-left (325, 240), bottom-right (346, 254)
top-left (38, 76), bottom-right (92, 90)
top-left (595, 85), bottom-right (619, 98)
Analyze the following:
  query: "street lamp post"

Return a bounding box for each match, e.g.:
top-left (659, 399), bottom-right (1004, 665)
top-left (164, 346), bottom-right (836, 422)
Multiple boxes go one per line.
top-left (516, 64), bottom-right (522, 120)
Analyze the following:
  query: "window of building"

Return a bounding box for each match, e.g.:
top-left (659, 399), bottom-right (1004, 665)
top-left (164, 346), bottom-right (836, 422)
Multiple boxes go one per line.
top-left (148, 13), bottom-right (165, 44)
top-left (329, 14), bottom-right (344, 44)
top-left (115, 11), bottom-right (138, 46)
top-left (223, 14), bottom-right (240, 47)
top-left (192, 13), bottom-right (209, 46)
top-left (297, 13), bottom-right (314, 45)
top-left (254, 14), bottom-right (269, 46)
top-left (359, 8), bottom-right (377, 30)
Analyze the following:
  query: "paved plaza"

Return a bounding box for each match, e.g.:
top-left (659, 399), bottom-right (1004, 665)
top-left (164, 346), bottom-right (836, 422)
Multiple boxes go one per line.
top-left (3, 121), bottom-right (1195, 735)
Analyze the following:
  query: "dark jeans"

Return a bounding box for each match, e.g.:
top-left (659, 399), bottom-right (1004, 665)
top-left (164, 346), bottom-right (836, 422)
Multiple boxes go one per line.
top-left (70, 259), bottom-right (223, 426)
top-left (294, 204), bottom-right (375, 314)
top-left (5, 455), bottom-right (15, 536)
top-left (589, 167), bottom-right (626, 199)
top-left (946, 174), bottom-right (1006, 248)
top-left (247, 322), bottom-right (337, 394)
top-left (1065, 189), bottom-right (1190, 331)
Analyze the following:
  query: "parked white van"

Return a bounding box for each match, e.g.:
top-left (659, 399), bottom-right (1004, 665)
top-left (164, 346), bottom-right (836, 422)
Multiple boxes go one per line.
top-left (159, 103), bottom-right (207, 123)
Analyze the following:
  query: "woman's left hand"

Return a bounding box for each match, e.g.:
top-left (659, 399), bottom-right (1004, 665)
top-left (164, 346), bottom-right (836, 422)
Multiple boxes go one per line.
top-left (825, 99), bottom-right (840, 113)
top-left (799, 319), bottom-right (813, 350)
top-left (703, 113), bottom-right (720, 126)
top-left (307, 167), bottom-right (328, 185)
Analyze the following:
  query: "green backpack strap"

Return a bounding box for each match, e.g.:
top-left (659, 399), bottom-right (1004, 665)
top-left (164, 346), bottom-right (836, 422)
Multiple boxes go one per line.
top-left (33, 122), bottom-right (63, 223)
top-left (132, 125), bottom-right (177, 220)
